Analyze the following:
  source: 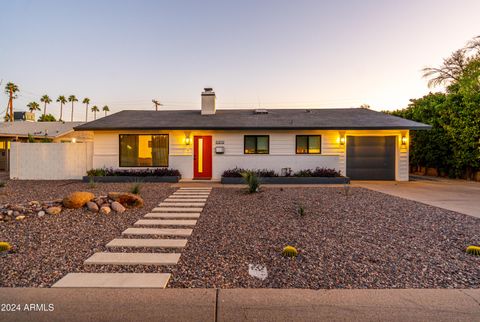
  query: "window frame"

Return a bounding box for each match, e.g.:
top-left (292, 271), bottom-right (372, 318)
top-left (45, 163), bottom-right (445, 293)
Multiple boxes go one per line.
top-left (244, 135), bottom-right (270, 154)
top-left (295, 135), bottom-right (322, 154)
top-left (119, 134), bottom-right (169, 167)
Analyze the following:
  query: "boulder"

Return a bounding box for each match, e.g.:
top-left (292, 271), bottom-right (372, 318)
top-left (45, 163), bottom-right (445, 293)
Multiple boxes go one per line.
top-left (46, 206), bottom-right (62, 215)
top-left (100, 206), bottom-right (111, 215)
top-left (63, 192), bottom-right (95, 209)
top-left (108, 192), bottom-right (144, 208)
top-left (86, 201), bottom-right (99, 213)
top-left (111, 201), bottom-right (126, 213)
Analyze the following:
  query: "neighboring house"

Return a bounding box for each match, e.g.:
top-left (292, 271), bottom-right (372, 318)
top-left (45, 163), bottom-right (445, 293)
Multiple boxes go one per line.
top-left (0, 121), bottom-right (93, 171)
top-left (75, 88), bottom-right (430, 181)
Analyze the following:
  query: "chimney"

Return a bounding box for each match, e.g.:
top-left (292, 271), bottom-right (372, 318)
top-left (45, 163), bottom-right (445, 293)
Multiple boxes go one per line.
top-left (201, 88), bottom-right (216, 115)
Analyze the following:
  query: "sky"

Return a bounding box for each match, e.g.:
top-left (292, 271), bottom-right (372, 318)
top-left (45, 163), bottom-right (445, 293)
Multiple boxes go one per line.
top-left (0, 0), bottom-right (479, 121)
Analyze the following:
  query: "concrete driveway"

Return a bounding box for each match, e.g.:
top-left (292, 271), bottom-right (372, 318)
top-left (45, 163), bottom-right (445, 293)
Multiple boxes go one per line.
top-left (353, 176), bottom-right (480, 218)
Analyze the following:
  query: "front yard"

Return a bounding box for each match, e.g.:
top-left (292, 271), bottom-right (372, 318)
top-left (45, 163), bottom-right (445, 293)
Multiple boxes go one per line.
top-left (169, 187), bottom-right (480, 288)
top-left (0, 182), bottom-right (479, 288)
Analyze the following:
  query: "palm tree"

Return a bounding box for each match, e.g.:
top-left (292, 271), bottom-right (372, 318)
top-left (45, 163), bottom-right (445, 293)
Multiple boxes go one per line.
top-left (27, 101), bottom-right (40, 113)
top-left (56, 95), bottom-right (67, 121)
top-left (91, 105), bottom-right (99, 120)
top-left (40, 95), bottom-right (52, 116)
top-left (102, 105), bottom-right (110, 116)
top-left (4, 82), bottom-right (19, 122)
top-left (68, 95), bottom-right (78, 122)
top-left (82, 97), bottom-right (90, 122)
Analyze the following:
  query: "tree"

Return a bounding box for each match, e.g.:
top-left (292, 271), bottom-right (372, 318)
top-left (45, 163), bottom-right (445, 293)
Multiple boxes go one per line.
top-left (91, 105), bottom-right (99, 120)
top-left (68, 95), bottom-right (78, 122)
top-left (40, 95), bottom-right (52, 116)
top-left (38, 114), bottom-right (57, 122)
top-left (27, 101), bottom-right (41, 113)
top-left (56, 95), bottom-right (67, 121)
top-left (102, 105), bottom-right (110, 116)
top-left (82, 97), bottom-right (90, 122)
top-left (4, 82), bottom-right (19, 122)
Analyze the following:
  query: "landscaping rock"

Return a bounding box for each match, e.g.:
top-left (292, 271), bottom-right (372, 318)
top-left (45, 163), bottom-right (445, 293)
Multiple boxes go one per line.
top-left (37, 211), bottom-right (45, 217)
top-left (7, 210), bottom-right (13, 216)
top-left (110, 201), bottom-right (126, 213)
top-left (100, 206), bottom-right (111, 215)
top-left (108, 192), bottom-right (144, 208)
top-left (86, 201), bottom-right (99, 213)
top-left (15, 215), bottom-right (25, 221)
top-left (62, 192), bottom-right (95, 209)
top-left (46, 206), bottom-right (62, 215)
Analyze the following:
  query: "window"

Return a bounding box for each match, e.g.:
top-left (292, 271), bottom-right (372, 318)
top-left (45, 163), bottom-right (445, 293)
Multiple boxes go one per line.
top-left (119, 134), bottom-right (168, 167)
top-left (296, 135), bottom-right (321, 154)
top-left (244, 135), bottom-right (269, 154)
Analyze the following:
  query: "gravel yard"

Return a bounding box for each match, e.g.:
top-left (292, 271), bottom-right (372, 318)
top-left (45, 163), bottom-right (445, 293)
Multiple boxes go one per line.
top-left (169, 187), bottom-right (480, 289)
top-left (0, 180), bottom-right (174, 287)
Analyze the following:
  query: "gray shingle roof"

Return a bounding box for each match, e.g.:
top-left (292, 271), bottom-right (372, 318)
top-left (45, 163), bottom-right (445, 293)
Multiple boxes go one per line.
top-left (74, 108), bottom-right (431, 131)
top-left (0, 121), bottom-right (85, 138)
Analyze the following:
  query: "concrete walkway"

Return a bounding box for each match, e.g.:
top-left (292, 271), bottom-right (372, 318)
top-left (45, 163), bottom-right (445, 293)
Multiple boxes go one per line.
top-left (0, 288), bottom-right (478, 322)
top-left (353, 176), bottom-right (480, 218)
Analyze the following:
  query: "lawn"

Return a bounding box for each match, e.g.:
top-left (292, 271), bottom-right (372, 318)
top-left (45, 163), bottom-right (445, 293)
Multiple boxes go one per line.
top-left (169, 187), bottom-right (480, 288)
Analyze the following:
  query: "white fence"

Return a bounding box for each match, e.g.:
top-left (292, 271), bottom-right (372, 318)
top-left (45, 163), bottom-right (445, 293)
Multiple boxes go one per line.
top-left (10, 142), bottom-right (93, 180)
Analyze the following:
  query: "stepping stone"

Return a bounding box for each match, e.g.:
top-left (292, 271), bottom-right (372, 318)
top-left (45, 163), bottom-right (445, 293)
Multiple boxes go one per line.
top-left (164, 198), bottom-right (207, 202)
top-left (84, 252), bottom-right (181, 266)
top-left (144, 213), bottom-right (200, 219)
top-left (152, 207), bottom-right (203, 212)
top-left (173, 192), bottom-right (210, 195)
top-left (134, 219), bottom-right (197, 226)
top-left (52, 273), bottom-right (171, 288)
top-left (122, 227), bottom-right (192, 236)
top-left (106, 238), bottom-right (187, 248)
top-left (158, 202), bottom-right (205, 207)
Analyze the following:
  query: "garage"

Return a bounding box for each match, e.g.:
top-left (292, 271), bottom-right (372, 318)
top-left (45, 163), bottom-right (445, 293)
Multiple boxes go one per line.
top-left (346, 136), bottom-right (396, 180)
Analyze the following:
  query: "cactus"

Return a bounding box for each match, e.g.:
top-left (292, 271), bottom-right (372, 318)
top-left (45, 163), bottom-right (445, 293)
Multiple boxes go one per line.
top-left (466, 245), bottom-right (480, 256)
top-left (282, 245), bottom-right (298, 258)
top-left (0, 242), bottom-right (12, 252)
top-left (297, 205), bottom-right (305, 217)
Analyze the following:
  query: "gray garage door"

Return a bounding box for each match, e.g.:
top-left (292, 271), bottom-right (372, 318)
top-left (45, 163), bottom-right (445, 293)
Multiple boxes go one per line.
top-left (346, 136), bottom-right (396, 180)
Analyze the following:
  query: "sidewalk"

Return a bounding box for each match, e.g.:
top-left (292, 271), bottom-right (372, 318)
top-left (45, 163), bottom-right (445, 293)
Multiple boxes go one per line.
top-left (0, 288), bottom-right (478, 322)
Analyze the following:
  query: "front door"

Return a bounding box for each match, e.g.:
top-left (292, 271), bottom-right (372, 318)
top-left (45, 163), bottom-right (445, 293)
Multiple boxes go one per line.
top-left (193, 136), bottom-right (212, 179)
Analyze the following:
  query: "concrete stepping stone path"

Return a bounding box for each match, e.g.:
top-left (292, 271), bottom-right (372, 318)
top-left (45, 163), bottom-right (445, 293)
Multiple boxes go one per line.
top-left (53, 186), bottom-right (212, 288)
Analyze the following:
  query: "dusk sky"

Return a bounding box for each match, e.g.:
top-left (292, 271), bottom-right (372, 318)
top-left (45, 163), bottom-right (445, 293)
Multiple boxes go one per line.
top-left (1, 0), bottom-right (479, 120)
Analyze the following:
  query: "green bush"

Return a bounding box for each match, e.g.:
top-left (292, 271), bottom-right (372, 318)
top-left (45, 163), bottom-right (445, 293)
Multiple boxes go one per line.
top-left (241, 171), bottom-right (260, 193)
top-left (130, 183), bottom-right (142, 195)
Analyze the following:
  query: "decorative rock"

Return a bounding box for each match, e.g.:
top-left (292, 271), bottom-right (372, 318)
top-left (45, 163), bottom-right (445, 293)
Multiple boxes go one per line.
top-left (13, 211), bottom-right (20, 217)
top-left (108, 192), bottom-right (144, 208)
top-left (86, 201), bottom-right (99, 213)
top-left (100, 206), bottom-right (111, 215)
top-left (37, 211), bottom-right (45, 217)
top-left (111, 201), bottom-right (126, 213)
top-left (15, 215), bottom-right (25, 221)
top-left (7, 210), bottom-right (13, 216)
top-left (63, 192), bottom-right (95, 209)
top-left (46, 206), bottom-right (62, 215)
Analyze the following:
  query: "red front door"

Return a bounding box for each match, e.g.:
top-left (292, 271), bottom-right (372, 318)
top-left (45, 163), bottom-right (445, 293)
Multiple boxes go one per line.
top-left (193, 136), bottom-right (212, 179)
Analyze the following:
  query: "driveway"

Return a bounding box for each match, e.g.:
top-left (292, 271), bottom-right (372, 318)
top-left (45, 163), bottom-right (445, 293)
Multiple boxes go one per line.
top-left (353, 176), bottom-right (480, 218)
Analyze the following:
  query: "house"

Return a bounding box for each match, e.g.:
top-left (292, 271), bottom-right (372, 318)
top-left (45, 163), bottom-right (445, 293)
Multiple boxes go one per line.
top-left (74, 88), bottom-right (430, 181)
top-left (0, 121), bottom-right (93, 171)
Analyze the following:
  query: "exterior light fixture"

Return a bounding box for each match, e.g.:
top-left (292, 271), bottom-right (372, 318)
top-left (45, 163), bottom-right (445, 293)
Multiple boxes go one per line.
top-left (401, 135), bottom-right (407, 146)
top-left (185, 135), bottom-right (191, 145)
top-left (339, 136), bottom-right (346, 145)
top-left (71, 138), bottom-right (77, 143)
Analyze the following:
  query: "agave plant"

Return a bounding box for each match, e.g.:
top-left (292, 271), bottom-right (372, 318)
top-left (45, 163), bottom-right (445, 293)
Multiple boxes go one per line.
top-left (241, 170), bottom-right (260, 193)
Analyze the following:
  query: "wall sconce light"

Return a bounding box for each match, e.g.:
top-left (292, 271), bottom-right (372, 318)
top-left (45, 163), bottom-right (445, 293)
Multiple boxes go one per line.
top-left (71, 138), bottom-right (77, 143)
top-left (401, 136), bottom-right (407, 146)
top-left (184, 135), bottom-right (191, 145)
top-left (339, 136), bottom-right (346, 145)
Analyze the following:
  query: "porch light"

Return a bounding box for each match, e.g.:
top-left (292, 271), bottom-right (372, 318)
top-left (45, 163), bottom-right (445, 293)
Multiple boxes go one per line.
top-left (339, 136), bottom-right (346, 145)
top-left (71, 138), bottom-right (77, 143)
top-left (184, 135), bottom-right (191, 145)
top-left (401, 136), bottom-right (407, 146)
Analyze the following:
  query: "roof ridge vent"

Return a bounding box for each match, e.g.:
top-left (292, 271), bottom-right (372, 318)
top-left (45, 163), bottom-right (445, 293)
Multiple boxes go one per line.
top-left (254, 109), bottom-right (268, 114)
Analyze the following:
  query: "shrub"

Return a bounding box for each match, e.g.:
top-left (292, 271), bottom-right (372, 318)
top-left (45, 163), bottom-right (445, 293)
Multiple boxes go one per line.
top-left (130, 182), bottom-right (142, 195)
top-left (466, 245), bottom-right (480, 256)
top-left (222, 167), bottom-right (278, 177)
top-left (293, 167), bottom-right (341, 177)
top-left (88, 176), bottom-right (96, 188)
top-left (282, 245), bottom-right (298, 258)
top-left (0, 242), bottom-right (12, 252)
top-left (241, 171), bottom-right (260, 193)
top-left (86, 167), bottom-right (181, 177)
top-left (297, 204), bottom-right (306, 217)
